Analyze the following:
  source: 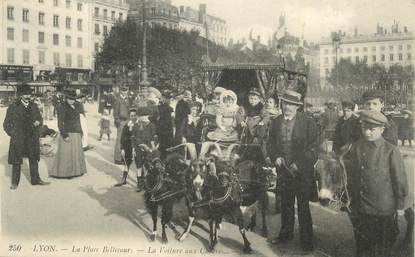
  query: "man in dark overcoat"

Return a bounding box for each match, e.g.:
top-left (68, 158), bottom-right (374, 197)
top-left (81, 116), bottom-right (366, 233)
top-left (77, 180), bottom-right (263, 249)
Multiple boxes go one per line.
top-left (113, 85), bottom-right (132, 164)
top-left (3, 84), bottom-right (50, 189)
top-left (333, 100), bottom-right (360, 153)
top-left (267, 90), bottom-right (318, 253)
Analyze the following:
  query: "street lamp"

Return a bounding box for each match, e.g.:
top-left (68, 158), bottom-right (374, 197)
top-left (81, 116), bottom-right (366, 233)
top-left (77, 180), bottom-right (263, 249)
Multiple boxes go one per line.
top-left (140, 0), bottom-right (149, 87)
top-left (331, 32), bottom-right (342, 89)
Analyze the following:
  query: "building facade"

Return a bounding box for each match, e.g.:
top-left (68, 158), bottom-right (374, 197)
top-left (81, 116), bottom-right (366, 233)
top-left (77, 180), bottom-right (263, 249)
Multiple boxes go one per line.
top-left (128, 0), bottom-right (228, 46)
top-left (319, 24), bottom-right (414, 88)
top-left (0, 0), bottom-right (94, 84)
top-left (92, 0), bottom-right (129, 66)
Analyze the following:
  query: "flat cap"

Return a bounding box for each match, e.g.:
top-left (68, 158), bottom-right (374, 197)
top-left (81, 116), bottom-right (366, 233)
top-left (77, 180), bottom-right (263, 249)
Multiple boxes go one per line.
top-left (360, 110), bottom-right (388, 126)
top-left (248, 87), bottom-right (261, 96)
top-left (136, 106), bottom-right (152, 116)
top-left (362, 89), bottom-right (384, 101)
top-left (341, 100), bottom-right (355, 109)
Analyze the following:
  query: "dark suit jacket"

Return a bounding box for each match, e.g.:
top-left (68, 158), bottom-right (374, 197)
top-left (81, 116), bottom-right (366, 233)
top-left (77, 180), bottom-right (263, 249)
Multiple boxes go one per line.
top-left (268, 112), bottom-right (319, 199)
top-left (3, 100), bottom-right (43, 164)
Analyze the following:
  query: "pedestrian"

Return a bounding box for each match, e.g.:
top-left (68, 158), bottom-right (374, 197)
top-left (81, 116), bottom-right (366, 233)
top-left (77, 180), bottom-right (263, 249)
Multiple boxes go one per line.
top-left (174, 90), bottom-right (192, 142)
top-left (50, 89), bottom-right (87, 178)
top-left (113, 107), bottom-right (138, 188)
top-left (43, 90), bottom-right (54, 121)
top-left (267, 89), bottom-right (318, 253)
top-left (132, 106), bottom-right (159, 192)
top-left (345, 110), bottom-right (408, 257)
top-left (156, 90), bottom-right (174, 160)
top-left (398, 110), bottom-right (414, 147)
top-left (361, 89), bottom-right (398, 145)
top-left (3, 83), bottom-right (50, 189)
top-left (113, 84), bottom-right (132, 164)
top-left (332, 100), bottom-right (360, 153)
top-left (320, 102), bottom-right (339, 140)
top-left (98, 108), bottom-right (111, 141)
top-left (76, 90), bottom-right (93, 151)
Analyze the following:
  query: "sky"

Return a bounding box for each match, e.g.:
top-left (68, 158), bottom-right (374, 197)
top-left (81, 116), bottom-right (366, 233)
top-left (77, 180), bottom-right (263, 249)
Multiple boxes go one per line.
top-left (172, 0), bottom-right (415, 44)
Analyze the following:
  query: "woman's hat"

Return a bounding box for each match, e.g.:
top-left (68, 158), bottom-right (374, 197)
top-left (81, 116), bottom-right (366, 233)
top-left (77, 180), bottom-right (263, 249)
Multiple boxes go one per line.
top-left (280, 90), bottom-right (303, 106)
top-left (16, 83), bottom-right (33, 96)
top-left (147, 87), bottom-right (161, 99)
top-left (402, 109), bottom-right (413, 116)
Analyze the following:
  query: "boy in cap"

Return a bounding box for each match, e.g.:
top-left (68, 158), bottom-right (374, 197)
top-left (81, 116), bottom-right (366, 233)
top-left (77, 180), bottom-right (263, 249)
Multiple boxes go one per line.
top-left (345, 110), bottom-right (408, 257)
top-left (131, 106), bottom-right (159, 192)
top-left (361, 89), bottom-right (398, 145)
top-left (333, 101), bottom-right (360, 153)
top-left (114, 107), bottom-right (138, 187)
top-left (236, 87), bottom-right (269, 144)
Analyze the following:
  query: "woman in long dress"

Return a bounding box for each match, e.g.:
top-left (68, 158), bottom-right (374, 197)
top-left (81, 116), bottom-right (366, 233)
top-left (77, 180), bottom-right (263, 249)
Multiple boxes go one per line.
top-left (50, 89), bottom-right (87, 178)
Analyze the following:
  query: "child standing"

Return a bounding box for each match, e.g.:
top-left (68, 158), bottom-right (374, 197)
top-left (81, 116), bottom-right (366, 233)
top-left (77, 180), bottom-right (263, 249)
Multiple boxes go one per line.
top-left (346, 110), bottom-right (408, 257)
top-left (98, 109), bottom-right (111, 141)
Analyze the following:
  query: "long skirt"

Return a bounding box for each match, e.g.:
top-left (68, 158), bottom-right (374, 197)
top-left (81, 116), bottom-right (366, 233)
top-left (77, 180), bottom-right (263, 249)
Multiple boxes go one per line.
top-left (114, 120), bottom-right (128, 164)
top-left (80, 114), bottom-right (89, 148)
top-left (50, 133), bottom-right (87, 178)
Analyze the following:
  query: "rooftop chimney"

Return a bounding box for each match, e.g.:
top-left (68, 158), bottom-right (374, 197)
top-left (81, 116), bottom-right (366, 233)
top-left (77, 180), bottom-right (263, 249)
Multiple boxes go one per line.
top-left (199, 4), bottom-right (207, 24)
top-left (404, 26), bottom-right (408, 33)
top-left (354, 27), bottom-right (358, 37)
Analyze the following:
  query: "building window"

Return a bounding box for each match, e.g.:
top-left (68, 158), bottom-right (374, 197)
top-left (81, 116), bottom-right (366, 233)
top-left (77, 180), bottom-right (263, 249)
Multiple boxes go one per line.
top-left (77, 55), bottom-right (83, 68)
top-left (66, 54), bottom-right (72, 67)
top-left (408, 44), bottom-right (412, 50)
top-left (77, 19), bottom-right (83, 31)
top-left (53, 0), bottom-right (59, 6)
top-left (23, 9), bottom-right (29, 23)
top-left (95, 24), bottom-right (100, 34)
top-left (65, 17), bottom-right (71, 29)
top-left (7, 48), bottom-right (15, 64)
top-left (363, 47), bottom-right (368, 52)
top-left (22, 29), bottom-right (29, 42)
top-left (103, 25), bottom-right (108, 36)
top-left (381, 46), bottom-right (385, 51)
top-left (372, 46), bottom-right (376, 51)
top-left (53, 52), bottom-right (60, 66)
top-left (22, 50), bottom-right (30, 64)
top-left (324, 49), bottom-right (329, 55)
top-left (7, 6), bottom-right (14, 20)
top-left (372, 55), bottom-right (376, 62)
top-left (39, 12), bottom-right (45, 25)
top-left (355, 56), bottom-right (359, 62)
top-left (38, 32), bottom-right (45, 44)
top-left (398, 45), bottom-right (403, 51)
top-left (53, 15), bottom-right (59, 27)
top-left (53, 34), bottom-right (59, 45)
top-left (65, 35), bottom-right (71, 47)
top-left (347, 48), bottom-right (351, 53)
top-left (325, 68), bottom-right (329, 77)
top-left (111, 11), bottom-right (115, 20)
top-left (95, 43), bottom-right (99, 52)
top-left (94, 7), bottom-right (99, 17)
top-left (381, 54), bottom-right (385, 61)
top-left (77, 37), bottom-right (83, 48)
top-left (38, 51), bottom-right (45, 64)
top-left (7, 28), bottom-right (14, 41)
top-left (65, 0), bottom-right (71, 9)
top-left (398, 53), bottom-right (403, 61)
top-left (347, 56), bottom-right (351, 61)
top-left (103, 9), bottom-right (108, 19)
top-left (151, 8), bottom-right (156, 15)
top-left (119, 13), bottom-right (123, 21)
top-left (354, 47), bottom-right (359, 53)
top-left (77, 3), bottom-right (82, 11)
top-left (389, 45), bottom-right (394, 51)
top-left (339, 48), bottom-right (343, 54)
top-left (389, 54), bottom-right (394, 61)
top-left (39, 0), bottom-right (44, 3)
top-left (407, 53), bottom-right (412, 60)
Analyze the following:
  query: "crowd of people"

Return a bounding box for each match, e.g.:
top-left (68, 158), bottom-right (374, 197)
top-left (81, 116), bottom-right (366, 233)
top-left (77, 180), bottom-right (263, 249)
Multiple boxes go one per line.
top-left (2, 81), bottom-right (412, 257)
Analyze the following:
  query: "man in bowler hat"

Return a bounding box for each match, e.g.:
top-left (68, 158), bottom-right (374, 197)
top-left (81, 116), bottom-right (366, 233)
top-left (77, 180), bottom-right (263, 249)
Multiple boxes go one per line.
top-left (3, 83), bottom-right (50, 189)
top-left (267, 90), bottom-right (318, 253)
